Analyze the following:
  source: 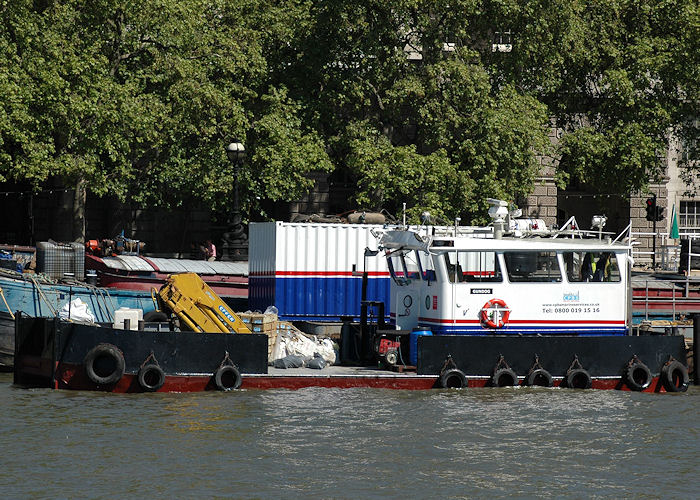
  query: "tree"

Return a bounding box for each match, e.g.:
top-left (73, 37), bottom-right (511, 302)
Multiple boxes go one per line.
top-left (278, 0), bottom-right (552, 223)
top-left (467, 0), bottom-right (700, 194)
top-left (0, 0), bottom-right (330, 240)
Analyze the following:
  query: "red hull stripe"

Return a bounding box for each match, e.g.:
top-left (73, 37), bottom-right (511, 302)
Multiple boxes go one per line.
top-left (39, 360), bottom-right (670, 393)
top-left (250, 271), bottom-right (390, 277)
top-left (418, 317), bottom-right (625, 325)
top-left (51, 371), bottom-right (665, 392)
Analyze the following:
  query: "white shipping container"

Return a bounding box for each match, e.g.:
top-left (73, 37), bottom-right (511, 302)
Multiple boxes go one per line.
top-left (249, 222), bottom-right (391, 320)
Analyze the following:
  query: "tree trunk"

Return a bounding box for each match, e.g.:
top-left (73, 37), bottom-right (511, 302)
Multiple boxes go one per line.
top-left (72, 179), bottom-right (86, 243)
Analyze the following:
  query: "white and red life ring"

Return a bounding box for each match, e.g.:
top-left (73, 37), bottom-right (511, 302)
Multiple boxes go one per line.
top-left (480, 299), bottom-right (511, 329)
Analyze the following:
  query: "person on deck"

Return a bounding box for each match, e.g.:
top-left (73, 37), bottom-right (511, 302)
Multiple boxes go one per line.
top-left (204, 240), bottom-right (216, 261)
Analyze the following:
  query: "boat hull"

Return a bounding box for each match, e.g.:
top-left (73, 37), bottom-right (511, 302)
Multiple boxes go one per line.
top-left (14, 316), bottom-right (268, 391)
top-left (0, 311), bottom-right (13, 371)
top-left (417, 334), bottom-right (688, 392)
top-left (13, 316), bottom-right (690, 393)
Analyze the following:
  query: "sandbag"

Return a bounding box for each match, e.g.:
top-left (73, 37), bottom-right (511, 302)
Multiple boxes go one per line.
top-left (59, 298), bottom-right (96, 323)
top-left (273, 355), bottom-right (305, 369)
top-left (306, 354), bottom-right (327, 370)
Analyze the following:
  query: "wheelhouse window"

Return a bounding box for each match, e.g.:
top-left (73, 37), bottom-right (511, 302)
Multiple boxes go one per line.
top-left (387, 250), bottom-right (420, 286)
top-left (404, 251), bottom-right (421, 280)
top-left (417, 251), bottom-right (436, 282)
top-left (504, 251), bottom-right (561, 282)
top-left (564, 251), bottom-right (620, 282)
top-left (444, 251), bottom-right (502, 284)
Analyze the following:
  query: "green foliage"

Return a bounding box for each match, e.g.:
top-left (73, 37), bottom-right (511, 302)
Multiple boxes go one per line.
top-left (472, 0), bottom-right (699, 194)
top-left (0, 0), bottom-right (697, 228)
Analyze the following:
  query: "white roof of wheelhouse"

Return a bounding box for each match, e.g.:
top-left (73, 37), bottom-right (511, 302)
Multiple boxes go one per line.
top-left (379, 229), bottom-right (631, 253)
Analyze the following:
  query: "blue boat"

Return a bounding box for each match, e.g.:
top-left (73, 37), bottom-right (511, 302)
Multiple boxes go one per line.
top-left (0, 270), bottom-right (156, 369)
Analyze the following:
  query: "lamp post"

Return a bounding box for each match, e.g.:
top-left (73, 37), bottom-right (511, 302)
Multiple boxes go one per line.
top-left (221, 141), bottom-right (248, 261)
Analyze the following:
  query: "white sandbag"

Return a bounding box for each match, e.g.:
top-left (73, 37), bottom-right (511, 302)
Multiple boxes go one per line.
top-left (283, 332), bottom-right (337, 365)
top-left (285, 332), bottom-right (318, 359)
top-left (270, 335), bottom-right (288, 364)
top-left (59, 298), bottom-right (96, 323)
top-left (317, 338), bottom-right (337, 365)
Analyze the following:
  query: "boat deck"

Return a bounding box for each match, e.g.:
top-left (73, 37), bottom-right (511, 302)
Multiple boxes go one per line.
top-left (242, 365), bottom-right (438, 390)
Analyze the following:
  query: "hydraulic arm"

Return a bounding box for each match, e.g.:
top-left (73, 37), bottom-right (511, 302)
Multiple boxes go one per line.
top-left (156, 273), bottom-right (251, 333)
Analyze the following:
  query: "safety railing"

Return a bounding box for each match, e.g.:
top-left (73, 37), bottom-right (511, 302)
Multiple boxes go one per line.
top-left (633, 276), bottom-right (700, 321)
top-left (630, 230), bottom-right (680, 271)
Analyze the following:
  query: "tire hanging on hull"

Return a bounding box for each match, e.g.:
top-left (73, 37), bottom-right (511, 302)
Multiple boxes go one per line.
top-left (490, 355), bottom-right (518, 387)
top-left (565, 355), bottom-right (591, 389)
top-left (84, 343), bottom-right (125, 385)
top-left (525, 355), bottom-right (553, 387)
top-left (661, 359), bottom-right (689, 393)
top-left (623, 356), bottom-right (652, 391)
top-left (440, 368), bottom-right (468, 389)
top-left (138, 364), bottom-right (166, 392)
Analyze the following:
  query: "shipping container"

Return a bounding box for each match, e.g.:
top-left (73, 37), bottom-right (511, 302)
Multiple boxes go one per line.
top-left (249, 222), bottom-right (391, 321)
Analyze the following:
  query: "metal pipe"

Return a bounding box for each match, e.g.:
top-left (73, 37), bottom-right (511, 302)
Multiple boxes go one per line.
top-left (694, 314), bottom-right (699, 385)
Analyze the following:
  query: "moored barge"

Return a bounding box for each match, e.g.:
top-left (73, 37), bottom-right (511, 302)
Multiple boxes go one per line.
top-left (13, 201), bottom-right (693, 393)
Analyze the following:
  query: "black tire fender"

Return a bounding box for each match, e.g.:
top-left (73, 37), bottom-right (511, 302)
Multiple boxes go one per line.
top-left (214, 365), bottom-right (242, 391)
top-left (624, 361), bottom-right (652, 391)
top-left (661, 360), bottom-right (689, 393)
top-left (84, 343), bottom-right (125, 385)
top-left (526, 368), bottom-right (553, 387)
top-left (491, 367), bottom-right (518, 387)
top-left (440, 368), bottom-right (467, 389)
top-left (144, 311), bottom-right (169, 322)
top-left (566, 368), bottom-right (592, 389)
top-left (138, 363), bottom-right (165, 392)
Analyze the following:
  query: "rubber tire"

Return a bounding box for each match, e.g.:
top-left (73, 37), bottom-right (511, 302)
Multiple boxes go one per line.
top-left (84, 343), bottom-right (125, 385)
top-left (144, 311), bottom-right (169, 322)
top-left (138, 363), bottom-right (165, 392)
top-left (566, 368), bottom-right (592, 389)
top-left (526, 368), bottom-right (553, 387)
top-left (440, 368), bottom-right (468, 389)
top-left (491, 368), bottom-right (518, 387)
top-left (214, 365), bottom-right (242, 391)
top-left (624, 362), bottom-right (652, 391)
top-left (661, 361), bottom-right (689, 393)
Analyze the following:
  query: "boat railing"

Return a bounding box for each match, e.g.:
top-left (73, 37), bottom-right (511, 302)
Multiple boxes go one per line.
top-left (630, 230), bottom-right (680, 271)
top-left (633, 276), bottom-right (700, 321)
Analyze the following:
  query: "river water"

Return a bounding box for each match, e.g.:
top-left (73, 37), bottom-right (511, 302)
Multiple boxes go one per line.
top-left (1, 372), bottom-right (697, 499)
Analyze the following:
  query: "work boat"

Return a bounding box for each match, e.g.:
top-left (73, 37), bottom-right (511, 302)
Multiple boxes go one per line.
top-left (375, 200), bottom-right (690, 391)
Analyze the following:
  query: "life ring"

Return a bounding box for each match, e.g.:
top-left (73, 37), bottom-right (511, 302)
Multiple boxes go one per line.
top-left (526, 368), bottom-right (553, 387)
top-left (214, 365), bottom-right (242, 391)
top-left (624, 360), bottom-right (652, 391)
top-left (661, 360), bottom-right (689, 393)
top-left (138, 363), bottom-right (166, 392)
top-left (480, 299), bottom-right (511, 329)
top-left (566, 368), bottom-right (592, 389)
top-left (440, 368), bottom-right (467, 389)
top-left (491, 367), bottom-right (518, 387)
top-left (84, 343), bottom-right (125, 385)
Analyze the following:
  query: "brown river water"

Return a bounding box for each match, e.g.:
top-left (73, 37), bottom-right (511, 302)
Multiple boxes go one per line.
top-left (0, 372), bottom-right (697, 499)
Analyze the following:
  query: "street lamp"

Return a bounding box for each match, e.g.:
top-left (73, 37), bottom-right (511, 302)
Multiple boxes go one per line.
top-left (221, 140), bottom-right (248, 261)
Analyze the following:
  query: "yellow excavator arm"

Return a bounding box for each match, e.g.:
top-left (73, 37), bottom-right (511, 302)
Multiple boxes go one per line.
top-left (157, 273), bottom-right (251, 333)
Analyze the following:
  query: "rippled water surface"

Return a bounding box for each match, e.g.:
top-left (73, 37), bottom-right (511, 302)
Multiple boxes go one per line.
top-left (1, 372), bottom-right (697, 499)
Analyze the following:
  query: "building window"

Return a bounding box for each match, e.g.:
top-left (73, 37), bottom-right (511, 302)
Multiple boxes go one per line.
top-left (679, 201), bottom-right (700, 229)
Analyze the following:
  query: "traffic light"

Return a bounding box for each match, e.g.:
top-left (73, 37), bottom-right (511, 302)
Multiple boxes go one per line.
top-left (645, 197), bottom-right (656, 221)
top-left (654, 205), bottom-right (664, 221)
